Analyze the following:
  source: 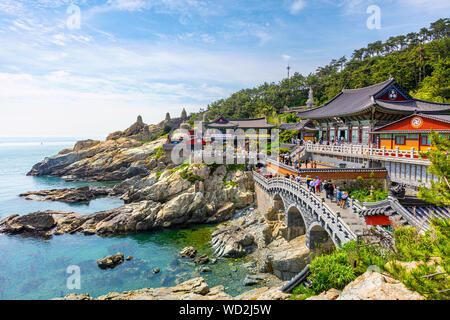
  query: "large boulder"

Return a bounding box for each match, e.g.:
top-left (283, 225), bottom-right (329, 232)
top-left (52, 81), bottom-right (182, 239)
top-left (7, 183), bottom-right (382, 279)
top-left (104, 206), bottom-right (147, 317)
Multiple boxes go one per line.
top-left (211, 225), bottom-right (255, 258)
top-left (266, 235), bottom-right (310, 280)
top-left (180, 246), bottom-right (197, 258)
top-left (0, 211), bottom-right (56, 237)
top-left (337, 272), bottom-right (424, 300)
top-left (19, 186), bottom-right (110, 204)
top-left (97, 253), bottom-right (125, 269)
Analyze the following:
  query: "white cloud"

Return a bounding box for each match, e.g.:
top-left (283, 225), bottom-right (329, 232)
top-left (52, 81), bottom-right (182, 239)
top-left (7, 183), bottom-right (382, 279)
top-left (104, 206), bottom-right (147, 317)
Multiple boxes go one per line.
top-left (106, 0), bottom-right (149, 11)
top-left (290, 0), bottom-right (306, 14)
top-left (282, 54), bottom-right (291, 61)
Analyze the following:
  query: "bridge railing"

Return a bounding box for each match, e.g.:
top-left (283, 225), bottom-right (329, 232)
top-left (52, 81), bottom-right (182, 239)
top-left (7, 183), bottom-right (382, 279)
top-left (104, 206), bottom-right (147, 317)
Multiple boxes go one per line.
top-left (266, 158), bottom-right (387, 174)
top-left (253, 171), bottom-right (358, 242)
top-left (305, 143), bottom-right (430, 161)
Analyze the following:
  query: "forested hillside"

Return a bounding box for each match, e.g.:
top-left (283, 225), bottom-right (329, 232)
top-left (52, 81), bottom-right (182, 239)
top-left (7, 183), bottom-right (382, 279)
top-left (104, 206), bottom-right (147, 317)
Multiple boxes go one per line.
top-left (193, 18), bottom-right (450, 123)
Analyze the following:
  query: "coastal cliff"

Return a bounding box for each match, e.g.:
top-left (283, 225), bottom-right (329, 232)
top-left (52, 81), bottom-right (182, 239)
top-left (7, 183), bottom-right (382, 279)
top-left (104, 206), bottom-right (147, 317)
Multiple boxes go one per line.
top-left (1, 163), bottom-right (255, 237)
top-left (26, 116), bottom-right (174, 182)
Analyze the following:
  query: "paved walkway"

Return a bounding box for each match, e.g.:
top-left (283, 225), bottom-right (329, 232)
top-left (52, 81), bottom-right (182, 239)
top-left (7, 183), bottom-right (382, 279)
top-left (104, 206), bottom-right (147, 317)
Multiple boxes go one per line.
top-left (308, 186), bottom-right (366, 235)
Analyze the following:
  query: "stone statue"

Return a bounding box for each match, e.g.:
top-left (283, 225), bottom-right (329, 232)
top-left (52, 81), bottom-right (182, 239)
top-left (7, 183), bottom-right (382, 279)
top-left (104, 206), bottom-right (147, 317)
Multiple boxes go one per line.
top-left (165, 112), bottom-right (171, 121)
top-left (306, 87), bottom-right (315, 109)
top-left (389, 182), bottom-right (406, 199)
top-left (137, 115), bottom-right (143, 124)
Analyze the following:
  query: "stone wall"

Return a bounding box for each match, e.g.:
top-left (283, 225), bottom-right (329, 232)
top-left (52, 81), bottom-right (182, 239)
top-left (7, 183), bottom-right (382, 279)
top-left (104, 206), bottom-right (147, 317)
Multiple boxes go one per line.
top-left (255, 183), bottom-right (273, 215)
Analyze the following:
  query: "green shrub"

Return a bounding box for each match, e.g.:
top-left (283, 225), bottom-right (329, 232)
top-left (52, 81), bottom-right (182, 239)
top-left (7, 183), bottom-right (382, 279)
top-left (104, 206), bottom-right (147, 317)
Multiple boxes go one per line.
top-left (309, 250), bottom-right (357, 293)
top-left (180, 170), bottom-right (204, 184)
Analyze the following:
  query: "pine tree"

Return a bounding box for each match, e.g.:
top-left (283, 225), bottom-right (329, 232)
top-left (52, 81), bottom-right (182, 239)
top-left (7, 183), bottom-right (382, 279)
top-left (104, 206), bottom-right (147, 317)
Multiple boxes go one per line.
top-left (418, 130), bottom-right (450, 206)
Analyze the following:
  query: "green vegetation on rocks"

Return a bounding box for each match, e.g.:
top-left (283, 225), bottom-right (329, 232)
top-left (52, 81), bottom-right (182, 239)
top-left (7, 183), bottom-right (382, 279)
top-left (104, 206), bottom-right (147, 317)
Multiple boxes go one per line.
top-left (291, 218), bottom-right (449, 300)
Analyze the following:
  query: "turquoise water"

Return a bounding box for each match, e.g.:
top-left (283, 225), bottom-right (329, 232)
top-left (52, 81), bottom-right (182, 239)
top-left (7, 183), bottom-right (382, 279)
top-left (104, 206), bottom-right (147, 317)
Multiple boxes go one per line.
top-left (0, 138), bottom-right (251, 300)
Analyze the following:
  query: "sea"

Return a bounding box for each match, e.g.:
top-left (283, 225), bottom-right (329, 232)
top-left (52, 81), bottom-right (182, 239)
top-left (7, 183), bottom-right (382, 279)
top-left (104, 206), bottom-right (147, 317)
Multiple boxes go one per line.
top-left (0, 137), bottom-right (252, 300)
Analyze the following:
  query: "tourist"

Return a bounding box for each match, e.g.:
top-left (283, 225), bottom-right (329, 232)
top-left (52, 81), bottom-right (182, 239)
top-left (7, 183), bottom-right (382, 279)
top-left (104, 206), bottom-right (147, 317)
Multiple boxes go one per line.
top-left (295, 175), bottom-right (301, 183)
top-left (327, 180), bottom-right (335, 202)
top-left (323, 180), bottom-right (328, 194)
top-left (309, 179), bottom-right (316, 193)
top-left (315, 176), bottom-right (321, 193)
top-left (305, 159), bottom-right (309, 168)
top-left (306, 175), bottom-right (312, 188)
top-left (336, 187), bottom-right (342, 205)
top-left (340, 191), bottom-right (349, 208)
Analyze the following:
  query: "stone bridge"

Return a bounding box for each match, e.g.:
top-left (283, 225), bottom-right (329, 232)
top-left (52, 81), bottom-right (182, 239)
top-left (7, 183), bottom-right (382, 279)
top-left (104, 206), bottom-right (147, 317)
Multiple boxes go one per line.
top-left (253, 171), bottom-right (365, 250)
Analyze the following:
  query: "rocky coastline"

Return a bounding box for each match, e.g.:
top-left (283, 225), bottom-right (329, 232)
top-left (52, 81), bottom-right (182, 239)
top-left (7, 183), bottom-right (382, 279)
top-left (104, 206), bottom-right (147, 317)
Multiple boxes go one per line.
top-left (1, 116), bottom-right (426, 300)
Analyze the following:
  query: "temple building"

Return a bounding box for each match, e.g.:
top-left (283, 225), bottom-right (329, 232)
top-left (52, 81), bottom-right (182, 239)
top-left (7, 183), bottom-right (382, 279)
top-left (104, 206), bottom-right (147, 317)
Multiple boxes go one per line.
top-left (297, 77), bottom-right (450, 146)
top-left (373, 113), bottom-right (450, 151)
top-left (206, 115), bottom-right (276, 135)
top-left (279, 120), bottom-right (318, 141)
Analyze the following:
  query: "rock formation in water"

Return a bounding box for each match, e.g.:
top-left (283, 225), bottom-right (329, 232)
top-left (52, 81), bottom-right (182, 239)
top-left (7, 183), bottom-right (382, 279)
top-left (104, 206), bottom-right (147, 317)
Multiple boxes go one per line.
top-left (19, 186), bottom-right (110, 203)
top-left (1, 164), bottom-right (255, 237)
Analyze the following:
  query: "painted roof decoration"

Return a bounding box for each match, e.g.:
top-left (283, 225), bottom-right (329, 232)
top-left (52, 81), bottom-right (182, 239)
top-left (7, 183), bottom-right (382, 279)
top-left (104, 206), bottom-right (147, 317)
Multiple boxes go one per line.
top-left (360, 195), bottom-right (450, 231)
top-left (206, 115), bottom-right (276, 129)
top-left (297, 78), bottom-right (450, 119)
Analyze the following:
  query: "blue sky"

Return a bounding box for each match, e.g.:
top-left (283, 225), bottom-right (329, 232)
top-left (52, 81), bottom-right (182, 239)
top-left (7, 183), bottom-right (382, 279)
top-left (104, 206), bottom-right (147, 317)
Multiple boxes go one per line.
top-left (0, 0), bottom-right (449, 137)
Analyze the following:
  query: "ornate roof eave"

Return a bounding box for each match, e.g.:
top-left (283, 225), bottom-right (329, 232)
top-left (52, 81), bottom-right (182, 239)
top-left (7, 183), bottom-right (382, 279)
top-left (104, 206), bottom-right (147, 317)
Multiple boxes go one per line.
top-left (298, 104), bottom-right (376, 120)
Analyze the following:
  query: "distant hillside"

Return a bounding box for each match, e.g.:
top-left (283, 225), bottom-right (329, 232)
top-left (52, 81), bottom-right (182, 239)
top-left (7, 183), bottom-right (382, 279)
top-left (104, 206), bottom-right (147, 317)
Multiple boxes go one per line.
top-left (191, 18), bottom-right (449, 123)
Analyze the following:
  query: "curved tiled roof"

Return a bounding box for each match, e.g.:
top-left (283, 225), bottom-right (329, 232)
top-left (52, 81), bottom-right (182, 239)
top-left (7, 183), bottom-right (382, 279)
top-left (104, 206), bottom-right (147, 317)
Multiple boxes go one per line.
top-left (297, 79), bottom-right (395, 119)
top-left (375, 99), bottom-right (450, 113)
top-left (297, 78), bottom-right (450, 119)
top-left (207, 116), bottom-right (276, 129)
top-left (360, 195), bottom-right (450, 231)
top-left (279, 120), bottom-right (318, 131)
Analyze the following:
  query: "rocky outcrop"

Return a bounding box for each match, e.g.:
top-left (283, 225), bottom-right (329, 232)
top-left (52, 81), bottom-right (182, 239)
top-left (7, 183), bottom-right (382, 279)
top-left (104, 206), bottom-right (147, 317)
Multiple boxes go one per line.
top-left (264, 236), bottom-right (310, 280)
top-left (180, 246), bottom-right (197, 258)
top-left (2, 164), bottom-right (255, 237)
top-left (57, 277), bottom-right (233, 300)
top-left (213, 206), bottom-right (311, 281)
top-left (0, 211), bottom-right (56, 237)
top-left (97, 253), bottom-right (125, 269)
top-left (27, 116), bottom-right (171, 182)
top-left (235, 286), bottom-right (290, 300)
top-left (211, 226), bottom-right (255, 258)
top-left (19, 186), bottom-right (110, 203)
top-left (306, 272), bottom-right (424, 300)
top-left (58, 277), bottom-right (289, 300)
top-left (194, 254), bottom-right (209, 265)
top-left (306, 288), bottom-right (341, 300)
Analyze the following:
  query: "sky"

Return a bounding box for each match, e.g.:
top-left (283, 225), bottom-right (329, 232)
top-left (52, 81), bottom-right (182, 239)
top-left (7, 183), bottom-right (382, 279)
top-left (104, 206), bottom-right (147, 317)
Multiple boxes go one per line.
top-left (0, 0), bottom-right (449, 138)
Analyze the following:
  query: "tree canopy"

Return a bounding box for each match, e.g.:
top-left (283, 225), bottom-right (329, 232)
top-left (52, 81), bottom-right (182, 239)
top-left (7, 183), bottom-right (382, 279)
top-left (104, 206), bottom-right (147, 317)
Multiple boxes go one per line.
top-left (194, 18), bottom-right (450, 122)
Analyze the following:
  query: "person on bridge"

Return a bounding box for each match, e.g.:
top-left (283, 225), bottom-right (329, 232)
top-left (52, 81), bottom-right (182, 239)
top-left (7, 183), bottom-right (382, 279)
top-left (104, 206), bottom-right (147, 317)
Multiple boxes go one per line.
top-left (340, 191), bottom-right (349, 208)
top-left (315, 177), bottom-right (321, 193)
top-left (326, 180), bottom-right (335, 202)
top-left (336, 187), bottom-right (342, 204)
top-left (309, 179), bottom-right (316, 193)
top-left (306, 175), bottom-right (312, 188)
